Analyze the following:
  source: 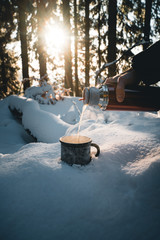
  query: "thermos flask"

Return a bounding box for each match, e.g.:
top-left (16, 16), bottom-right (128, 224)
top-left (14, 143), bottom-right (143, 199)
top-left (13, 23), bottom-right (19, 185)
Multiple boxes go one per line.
top-left (82, 84), bottom-right (160, 111)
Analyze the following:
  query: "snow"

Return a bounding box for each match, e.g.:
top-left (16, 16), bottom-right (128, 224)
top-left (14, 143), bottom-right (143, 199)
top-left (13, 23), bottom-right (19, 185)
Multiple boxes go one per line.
top-left (0, 95), bottom-right (160, 240)
top-left (8, 95), bottom-right (70, 143)
top-left (24, 80), bottom-right (56, 105)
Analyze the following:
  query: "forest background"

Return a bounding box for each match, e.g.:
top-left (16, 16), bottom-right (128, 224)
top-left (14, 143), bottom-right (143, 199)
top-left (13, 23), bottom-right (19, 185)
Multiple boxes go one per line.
top-left (0, 0), bottom-right (160, 98)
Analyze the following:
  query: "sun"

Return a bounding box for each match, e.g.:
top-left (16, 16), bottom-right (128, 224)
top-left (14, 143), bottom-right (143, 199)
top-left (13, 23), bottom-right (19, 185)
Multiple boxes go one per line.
top-left (44, 22), bottom-right (66, 52)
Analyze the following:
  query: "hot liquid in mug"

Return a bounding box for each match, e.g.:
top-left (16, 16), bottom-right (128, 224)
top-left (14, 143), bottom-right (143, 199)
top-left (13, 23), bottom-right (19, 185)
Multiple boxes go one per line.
top-left (59, 135), bottom-right (100, 165)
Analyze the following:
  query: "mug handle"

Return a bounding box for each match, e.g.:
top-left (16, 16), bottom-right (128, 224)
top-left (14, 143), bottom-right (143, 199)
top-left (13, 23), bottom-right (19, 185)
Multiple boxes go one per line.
top-left (91, 143), bottom-right (100, 157)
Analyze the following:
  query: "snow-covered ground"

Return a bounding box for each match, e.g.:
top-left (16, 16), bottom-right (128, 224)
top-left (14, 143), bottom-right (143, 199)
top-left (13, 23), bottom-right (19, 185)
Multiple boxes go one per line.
top-left (0, 95), bottom-right (160, 240)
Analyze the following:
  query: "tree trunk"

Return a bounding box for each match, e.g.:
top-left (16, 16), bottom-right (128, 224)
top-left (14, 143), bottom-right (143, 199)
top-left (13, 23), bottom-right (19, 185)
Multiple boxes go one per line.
top-left (98, 0), bottom-right (101, 70)
top-left (85, 0), bottom-right (90, 87)
top-left (62, 0), bottom-right (73, 93)
top-left (143, 0), bottom-right (152, 50)
top-left (74, 0), bottom-right (79, 96)
top-left (107, 0), bottom-right (117, 77)
top-left (37, 0), bottom-right (47, 78)
top-left (1, 53), bottom-right (7, 93)
top-left (18, 1), bottom-right (30, 91)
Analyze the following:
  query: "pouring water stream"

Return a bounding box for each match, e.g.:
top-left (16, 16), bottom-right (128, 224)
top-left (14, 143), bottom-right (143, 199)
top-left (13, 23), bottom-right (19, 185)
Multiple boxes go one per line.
top-left (77, 105), bottom-right (87, 142)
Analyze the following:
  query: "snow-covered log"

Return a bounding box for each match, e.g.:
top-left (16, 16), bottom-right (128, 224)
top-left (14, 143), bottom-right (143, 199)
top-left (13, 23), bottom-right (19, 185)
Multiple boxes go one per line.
top-left (8, 95), bottom-right (70, 143)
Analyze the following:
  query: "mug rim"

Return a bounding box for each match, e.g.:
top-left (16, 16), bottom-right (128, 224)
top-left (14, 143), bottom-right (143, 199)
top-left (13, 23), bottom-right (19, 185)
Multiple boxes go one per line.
top-left (59, 135), bottom-right (92, 145)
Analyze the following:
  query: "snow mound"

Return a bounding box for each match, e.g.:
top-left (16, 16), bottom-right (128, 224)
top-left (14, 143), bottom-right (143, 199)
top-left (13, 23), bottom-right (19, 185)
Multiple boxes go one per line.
top-left (1, 96), bottom-right (160, 240)
top-left (25, 81), bottom-right (56, 105)
top-left (8, 95), bottom-right (70, 142)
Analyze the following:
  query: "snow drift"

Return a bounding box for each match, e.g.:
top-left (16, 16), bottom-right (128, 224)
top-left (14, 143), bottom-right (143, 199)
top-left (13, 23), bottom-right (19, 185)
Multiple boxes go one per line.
top-left (0, 95), bottom-right (160, 240)
top-left (8, 95), bottom-right (70, 142)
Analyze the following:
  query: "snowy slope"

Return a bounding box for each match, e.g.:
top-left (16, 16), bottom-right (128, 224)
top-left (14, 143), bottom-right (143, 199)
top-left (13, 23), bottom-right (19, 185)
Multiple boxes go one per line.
top-left (0, 96), bottom-right (160, 240)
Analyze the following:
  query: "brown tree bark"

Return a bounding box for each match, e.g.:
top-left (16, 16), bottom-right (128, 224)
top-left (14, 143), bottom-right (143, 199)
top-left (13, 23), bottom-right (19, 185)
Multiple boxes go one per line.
top-left (62, 0), bottom-right (73, 92)
top-left (37, 0), bottom-right (47, 78)
top-left (85, 0), bottom-right (90, 87)
top-left (107, 0), bottom-right (117, 77)
top-left (18, 1), bottom-right (30, 91)
top-left (74, 0), bottom-right (79, 96)
top-left (143, 0), bottom-right (153, 50)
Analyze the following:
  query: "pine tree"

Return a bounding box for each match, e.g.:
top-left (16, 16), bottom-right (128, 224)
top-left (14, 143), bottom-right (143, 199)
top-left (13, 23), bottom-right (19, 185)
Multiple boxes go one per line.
top-left (107, 0), bottom-right (117, 77)
top-left (97, 0), bottom-right (102, 69)
top-left (62, 0), bottom-right (73, 92)
top-left (37, 0), bottom-right (47, 78)
top-left (152, 0), bottom-right (160, 38)
top-left (0, 0), bottom-right (20, 98)
top-left (117, 0), bottom-right (160, 72)
top-left (85, 0), bottom-right (90, 87)
top-left (74, 0), bottom-right (79, 96)
top-left (17, 0), bottom-right (30, 91)
top-left (116, 0), bottom-right (145, 71)
top-left (90, 0), bottom-right (108, 82)
top-left (143, 0), bottom-right (152, 50)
